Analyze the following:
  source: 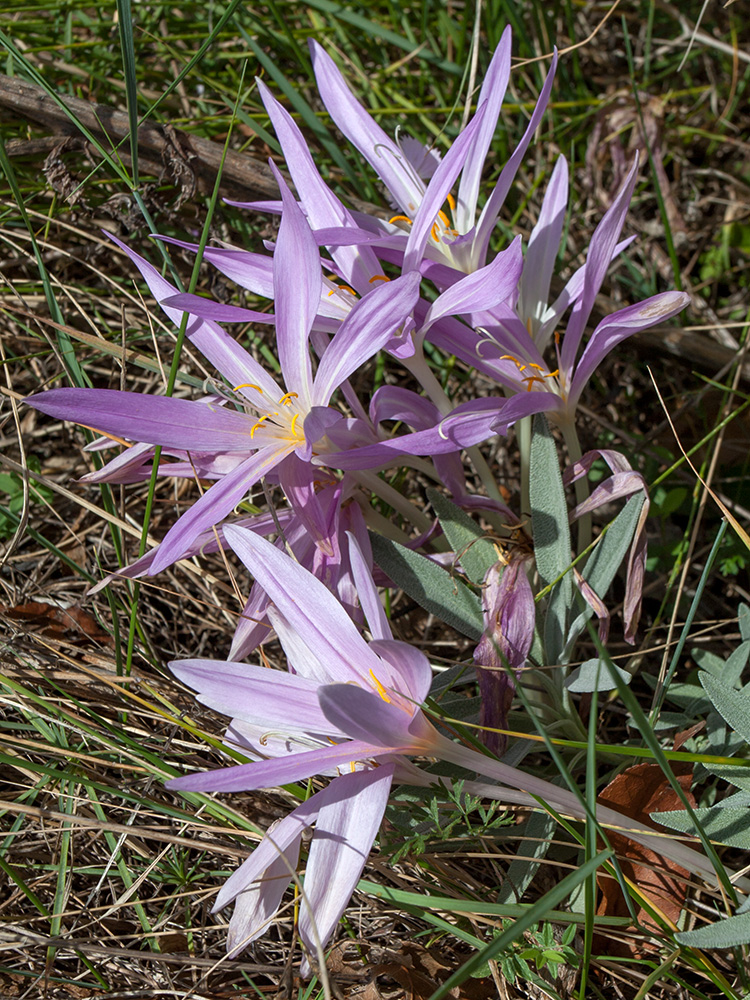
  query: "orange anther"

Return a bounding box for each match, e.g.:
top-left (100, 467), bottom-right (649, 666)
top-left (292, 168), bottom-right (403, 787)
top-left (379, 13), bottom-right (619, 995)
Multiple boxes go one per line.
top-left (249, 414), bottom-right (270, 438)
top-left (279, 392), bottom-right (299, 406)
top-left (446, 192), bottom-right (456, 212)
top-left (234, 382), bottom-right (263, 393)
top-left (368, 274), bottom-right (391, 283)
top-left (388, 214), bottom-right (413, 226)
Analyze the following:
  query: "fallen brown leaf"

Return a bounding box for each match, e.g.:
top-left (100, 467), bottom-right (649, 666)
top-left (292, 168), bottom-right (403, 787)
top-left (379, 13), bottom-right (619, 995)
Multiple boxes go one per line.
top-left (595, 760), bottom-right (696, 956)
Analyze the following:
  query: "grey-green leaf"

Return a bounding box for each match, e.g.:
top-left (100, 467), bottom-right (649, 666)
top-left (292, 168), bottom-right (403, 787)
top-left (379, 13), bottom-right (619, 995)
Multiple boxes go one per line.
top-left (427, 488), bottom-right (499, 585)
top-left (651, 807), bottom-right (750, 849)
top-left (565, 658), bottom-right (633, 693)
top-left (371, 534), bottom-right (483, 640)
top-left (701, 673), bottom-right (750, 744)
top-left (676, 910), bottom-right (750, 948)
top-left (529, 415), bottom-right (572, 665)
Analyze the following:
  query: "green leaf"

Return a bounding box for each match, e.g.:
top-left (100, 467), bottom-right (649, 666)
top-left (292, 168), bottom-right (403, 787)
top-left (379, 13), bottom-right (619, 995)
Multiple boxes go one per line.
top-left (496, 810), bottom-right (556, 904)
top-left (651, 807), bottom-right (750, 849)
top-left (370, 534), bottom-right (483, 640)
top-left (529, 414), bottom-right (572, 664)
top-left (740, 605), bottom-right (750, 643)
top-left (701, 673), bottom-right (750, 744)
top-left (676, 909), bottom-right (750, 949)
top-left (427, 489), bottom-right (498, 585)
top-left (564, 658), bottom-right (633, 694)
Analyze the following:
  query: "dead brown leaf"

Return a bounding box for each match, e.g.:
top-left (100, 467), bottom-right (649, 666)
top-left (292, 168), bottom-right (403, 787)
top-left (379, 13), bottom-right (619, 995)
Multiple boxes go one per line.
top-left (595, 760), bottom-right (695, 956)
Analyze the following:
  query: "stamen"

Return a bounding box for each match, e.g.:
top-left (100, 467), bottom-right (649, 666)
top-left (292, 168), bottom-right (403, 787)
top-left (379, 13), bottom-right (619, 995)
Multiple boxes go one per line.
top-left (446, 192), bottom-right (456, 212)
top-left (279, 392), bottom-right (298, 406)
top-left (437, 209), bottom-right (450, 228)
top-left (368, 275), bottom-right (391, 283)
top-left (369, 669), bottom-right (392, 703)
top-left (250, 414), bottom-right (271, 438)
top-left (430, 222), bottom-right (440, 241)
top-left (544, 369), bottom-right (559, 379)
top-left (388, 214), bottom-right (413, 226)
top-left (340, 285), bottom-right (357, 296)
top-left (290, 413), bottom-right (301, 436)
top-left (233, 382), bottom-right (263, 393)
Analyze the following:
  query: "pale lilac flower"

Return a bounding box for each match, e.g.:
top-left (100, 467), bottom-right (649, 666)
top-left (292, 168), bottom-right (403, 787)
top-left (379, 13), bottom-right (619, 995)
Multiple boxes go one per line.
top-left (167, 526), bottom-right (725, 976)
top-left (424, 157), bottom-right (690, 433)
top-left (309, 30), bottom-right (557, 276)
top-left (28, 174), bottom-right (420, 574)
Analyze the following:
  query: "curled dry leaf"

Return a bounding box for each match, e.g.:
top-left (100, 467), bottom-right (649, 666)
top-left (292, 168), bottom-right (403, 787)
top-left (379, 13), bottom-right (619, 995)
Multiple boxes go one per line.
top-left (595, 760), bottom-right (696, 956)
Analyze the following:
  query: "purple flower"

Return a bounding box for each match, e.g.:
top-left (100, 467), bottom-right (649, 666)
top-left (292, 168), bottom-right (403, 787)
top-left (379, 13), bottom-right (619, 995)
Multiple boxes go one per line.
top-left (426, 157), bottom-right (690, 432)
top-left (309, 30), bottom-right (557, 276)
top-left (27, 175), bottom-right (420, 575)
top-left (166, 526), bottom-right (717, 971)
top-left (474, 555), bottom-right (535, 755)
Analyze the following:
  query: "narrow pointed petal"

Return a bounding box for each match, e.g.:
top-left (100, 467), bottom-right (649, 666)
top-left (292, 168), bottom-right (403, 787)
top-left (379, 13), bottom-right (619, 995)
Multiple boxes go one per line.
top-left (163, 293), bottom-right (275, 325)
top-left (312, 271), bottom-right (421, 404)
top-left (155, 237), bottom-right (276, 298)
top-left (169, 658), bottom-right (343, 735)
top-left (149, 445), bottom-right (293, 574)
top-left (560, 157), bottom-right (640, 372)
top-left (454, 26), bottom-right (512, 232)
top-left (322, 398), bottom-right (502, 470)
top-left (403, 103), bottom-right (487, 273)
top-left (347, 532), bottom-right (390, 641)
top-left (223, 524), bottom-right (384, 685)
top-left (225, 845), bottom-right (299, 956)
top-left (310, 40), bottom-right (425, 215)
top-left (490, 390), bottom-right (564, 434)
top-left (166, 738), bottom-right (385, 793)
top-left (107, 233), bottom-right (280, 398)
top-left (422, 236), bottom-right (523, 332)
top-left (568, 290), bottom-right (689, 408)
top-left (474, 52), bottom-right (558, 269)
top-left (258, 78), bottom-right (382, 290)
top-left (271, 166), bottom-right (320, 406)
top-left (298, 765), bottom-right (394, 957)
top-left (28, 389), bottom-right (255, 451)
top-left (215, 794), bottom-right (322, 911)
top-left (517, 156), bottom-right (568, 334)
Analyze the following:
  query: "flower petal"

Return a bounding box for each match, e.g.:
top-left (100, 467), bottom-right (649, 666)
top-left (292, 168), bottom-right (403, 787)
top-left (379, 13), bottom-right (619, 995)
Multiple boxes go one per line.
top-left (298, 765), bottom-right (394, 960)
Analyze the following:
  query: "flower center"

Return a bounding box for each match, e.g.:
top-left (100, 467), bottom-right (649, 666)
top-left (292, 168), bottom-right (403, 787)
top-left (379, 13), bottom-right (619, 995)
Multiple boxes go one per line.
top-left (233, 384), bottom-right (307, 444)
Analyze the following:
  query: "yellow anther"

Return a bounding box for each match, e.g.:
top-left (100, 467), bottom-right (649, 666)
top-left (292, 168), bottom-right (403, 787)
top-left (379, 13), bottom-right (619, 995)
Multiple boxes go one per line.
top-left (437, 209), bottom-right (450, 228)
top-left (368, 274), bottom-right (391, 283)
top-left (369, 669), bottom-right (392, 703)
top-left (290, 413), bottom-right (301, 436)
top-left (279, 392), bottom-right (298, 406)
top-left (327, 289), bottom-right (336, 297)
top-left (249, 414), bottom-right (270, 438)
top-left (446, 192), bottom-right (456, 212)
top-left (234, 382), bottom-right (263, 393)
top-left (527, 363), bottom-right (544, 372)
top-left (554, 330), bottom-right (561, 346)
top-left (544, 369), bottom-right (559, 379)
top-left (340, 285), bottom-right (357, 296)
top-left (430, 222), bottom-right (440, 241)
top-left (388, 214), bottom-right (413, 226)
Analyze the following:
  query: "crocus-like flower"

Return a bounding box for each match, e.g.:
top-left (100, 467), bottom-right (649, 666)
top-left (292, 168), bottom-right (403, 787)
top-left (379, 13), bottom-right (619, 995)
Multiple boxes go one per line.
top-left (308, 30), bottom-right (557, 277)
top-left (167, 525), bottom-right (732, 973)
top-left (28, 172), bottom-right (421, 575)
top-left (474, 555), bottom-right (535, 755)
top-left (424, 156), bottom-right (690, 433)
